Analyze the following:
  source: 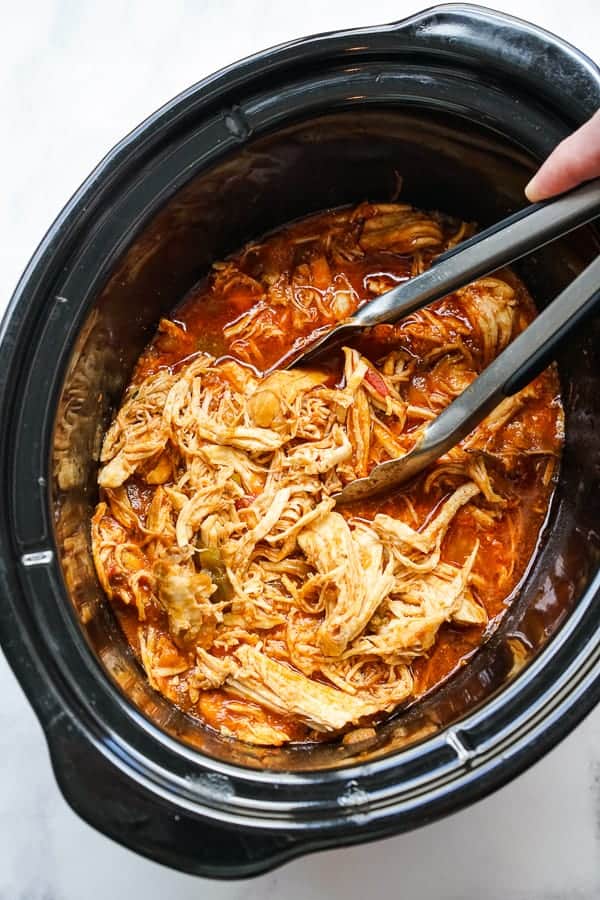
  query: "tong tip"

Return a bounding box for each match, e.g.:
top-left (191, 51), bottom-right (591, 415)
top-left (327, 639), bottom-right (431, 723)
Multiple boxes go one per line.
top-left (284, 321), bottom-right (360, 370)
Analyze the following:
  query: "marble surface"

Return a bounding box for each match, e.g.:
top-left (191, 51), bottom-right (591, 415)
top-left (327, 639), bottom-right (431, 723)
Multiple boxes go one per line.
top-left (1, 1), bottom-right (599, 897)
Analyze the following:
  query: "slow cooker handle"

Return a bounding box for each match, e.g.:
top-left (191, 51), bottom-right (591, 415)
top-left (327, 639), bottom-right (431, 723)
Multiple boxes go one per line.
top-left (45, 715), bottom-right (304, 878)
top-left (388, 4), bottom-right (600, 124)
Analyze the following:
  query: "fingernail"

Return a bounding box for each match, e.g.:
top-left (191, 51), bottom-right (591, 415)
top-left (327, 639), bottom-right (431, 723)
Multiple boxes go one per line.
top-left (524, 176), bottom-right (540, 202)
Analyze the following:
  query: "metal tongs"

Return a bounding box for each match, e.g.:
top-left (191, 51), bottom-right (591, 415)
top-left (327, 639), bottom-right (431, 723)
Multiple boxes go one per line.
top-left (287, 179), bottom-right (600, 504)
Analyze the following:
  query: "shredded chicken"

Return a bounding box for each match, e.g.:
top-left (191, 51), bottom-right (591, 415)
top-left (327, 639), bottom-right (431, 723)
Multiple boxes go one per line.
top-left (298, 512), bottom-right (396, 656)
top-left (91, 201), bottom-right (562, 746)
top-left (229, 644), bottom-right (413, 732)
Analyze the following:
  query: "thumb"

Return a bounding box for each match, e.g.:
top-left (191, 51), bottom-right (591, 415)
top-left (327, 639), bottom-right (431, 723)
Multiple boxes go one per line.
top-left (525, 109), bottom-right (600, 201)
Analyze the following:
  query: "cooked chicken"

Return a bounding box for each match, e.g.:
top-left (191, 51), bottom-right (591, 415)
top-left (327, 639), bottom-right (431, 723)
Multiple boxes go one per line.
top-left (284, 424), bottom-right (352, 474)
top-left (298, 512), bottom-right (395, 656)
top-left (230, 644), bottom-right (413, 732)
top-left (457, 277), bottom-right (517, 364)
top-left (248, 369), bottom-right (329, 428)
top-left (98, 368), bottom-right (175, 488)
top-left (359, 207), bottom-right (445, 253)
top-left (372, 482), bottom-right (480, 557)
top-left (91, 201), bottom-right (562, 747)
top-left (156, 561), bottom-right (221, 645)
top-left (349, 547), bottom-right (480, 662)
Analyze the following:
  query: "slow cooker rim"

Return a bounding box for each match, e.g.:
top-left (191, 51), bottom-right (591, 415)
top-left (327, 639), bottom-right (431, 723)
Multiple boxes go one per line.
top-left (1, 3), bottom-right (600, 844)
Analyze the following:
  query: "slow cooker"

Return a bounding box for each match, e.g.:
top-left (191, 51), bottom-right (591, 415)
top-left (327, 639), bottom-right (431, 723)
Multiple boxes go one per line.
top-left (1, 3), bottom-right (599, 878)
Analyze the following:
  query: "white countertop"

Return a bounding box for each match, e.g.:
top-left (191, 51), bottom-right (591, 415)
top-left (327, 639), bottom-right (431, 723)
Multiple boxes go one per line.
top-left (1, 2), bottom-right (599, 897)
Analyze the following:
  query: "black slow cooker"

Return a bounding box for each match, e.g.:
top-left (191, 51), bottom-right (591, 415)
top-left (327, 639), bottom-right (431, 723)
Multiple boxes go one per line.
top-left (1, 3), bottom-right (599, 879)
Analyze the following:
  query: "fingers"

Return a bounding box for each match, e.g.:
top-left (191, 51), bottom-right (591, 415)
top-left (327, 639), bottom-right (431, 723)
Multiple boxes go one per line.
top-left (525, 109), bottom-right (600, 201)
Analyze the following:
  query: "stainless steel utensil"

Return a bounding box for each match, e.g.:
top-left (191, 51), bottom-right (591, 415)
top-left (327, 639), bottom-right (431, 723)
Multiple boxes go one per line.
top-left (287, 179), bottom-right (600, 370)
top-left (284, 180), bottom-right (600, 503)
top-left (334, 253), bottom-right (600, 503)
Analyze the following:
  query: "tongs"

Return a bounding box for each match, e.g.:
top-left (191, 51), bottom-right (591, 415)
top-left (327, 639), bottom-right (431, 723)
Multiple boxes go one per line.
top-left (287, 179), bottom-right (600, 504)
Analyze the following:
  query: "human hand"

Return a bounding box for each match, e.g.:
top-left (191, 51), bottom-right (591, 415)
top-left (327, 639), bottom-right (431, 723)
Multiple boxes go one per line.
top-left (525, 109), bottom-right (600, 201)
